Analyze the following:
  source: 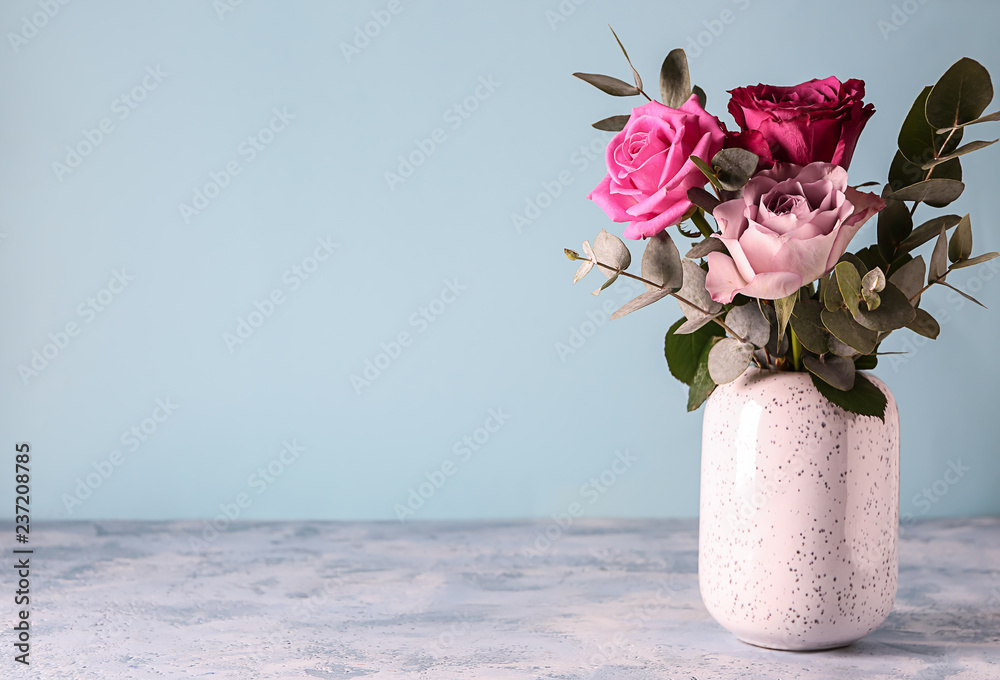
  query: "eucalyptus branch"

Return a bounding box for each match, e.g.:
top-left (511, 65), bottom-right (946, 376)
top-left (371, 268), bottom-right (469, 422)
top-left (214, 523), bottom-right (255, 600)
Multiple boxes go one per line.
top-left (910, 125), bottom-right (960, 218)
top-left (586, 257), bottom-right (744, 340)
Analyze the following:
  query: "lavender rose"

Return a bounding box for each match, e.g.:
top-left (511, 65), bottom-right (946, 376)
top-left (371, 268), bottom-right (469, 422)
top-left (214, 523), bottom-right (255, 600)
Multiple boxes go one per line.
top-left (589, 95), bottom-right (726, 240)
top-left (728, 77), bottom-right (875, 170)
top-left (705, 162), bottom-right (884, 304)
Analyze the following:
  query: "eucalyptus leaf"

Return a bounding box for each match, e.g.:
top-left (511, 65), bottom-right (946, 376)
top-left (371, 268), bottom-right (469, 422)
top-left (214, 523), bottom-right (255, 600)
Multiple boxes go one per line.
top-left (659, 48), bottom-right (691, 109)
top-left (877, 199), bottom-right (912, 261)
top-left (665, 317), bottom-right (725, 386)
top-left (823, 271), bottom-right (844, 312)
top-left (862, 288), bottom-right (881, 311)
top-left (888, 255), bottom-right (926, 301)
top-left (687, 338), bottom-right (718, 411)
top-left (921, 139), bottom-right (998, 169)
top-left (641, 231), bottom-right (683, 292)
top-left (855, 354), bottom-right (878, 370)
top-left (708, 337), bottom-right (754, 384)
top-left (676, 259), bottom-right (723, 322)
top-left (928, 226), bottom-right (949, 283)
top-left (886, 178), bottom-right (965, 205)
top-left (686, 236), bottom-right (727, 259)
top-left (675, 314), bottom-right (720, 334)
top-left (855, 245), bottom-right (889, 274)
top-left (789, 299), bottom-right (830, 354)
top-left (687, 186), bottom-right (721, 215)
top-left (827, 335), bottom-right (858, 358)
top-left (948, 214), bottom-right (973, 263)
top-left (835, 261), bottom-right (863, 317)
top-left (925, 57), bottom-right (994, 129)
top-left (592, 271), bottom-right (619, 296)
top-left (887, 151), bottom-right (962, 208)
top-left (907, 307), bottom-right (941, 339)
top-left (939, 281), bottom-right (987, 308)
top-left (821, 309), bottom-right (878, 354)
top-left (573, 240), bottom-right (596, 284)
top-left (592, 115), bottom-right (630, 132)
top-left (610, 288), bottom-right (672, 320)
top-left (593, 229), bottom-right (631, 277)
top-left (852, 281), bottom-right (917, 332)
top-left (898, 86), bottom-right (963, 164)
top-left (726, 303), bottom-right (770, 348)
top-left (937, 109), bottom-right (1000, 132)
top-left (692, 84), bottom-right (707, 109)
top-left (803, 354), bottom-right (856, 391)
top-left (949, 251), bottom-right (1000, 269)
top-left (774, 293), bottom-right (797, 347)
top-left (573, 72), bottom-right (641, 97)
top-left (811, 372), bottom-right (887, 422)
top-left (712, 148), bottom-right (759, 191)
top-left (862, 267), bottom-right (886, 293)
top-left (898, 214), bottom-right (962, 252)
top-left (609, 26), bottom-right (642, 91)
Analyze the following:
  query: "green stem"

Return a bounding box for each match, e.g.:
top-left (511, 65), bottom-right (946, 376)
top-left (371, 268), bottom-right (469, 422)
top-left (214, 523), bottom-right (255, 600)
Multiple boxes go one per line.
top-left (790, 326), bottom-right (804, 372)
top-left (690, 210), bottom-right (714, 239)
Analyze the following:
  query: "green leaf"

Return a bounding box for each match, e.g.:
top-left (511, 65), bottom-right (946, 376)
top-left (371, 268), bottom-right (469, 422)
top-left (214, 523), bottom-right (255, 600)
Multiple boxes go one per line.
top-left (659, 48), bottom-right (691, 109)
top-left (921, 138), bottom-right (998, 169)
top-left (811, 372), bottom-right (887, 422)
top-left (692, 84), bottom-right (707, 109)
top-left (948, 214), bottom-right (973, 263)
top-left (608, 26), bottom-right (642, 92)
top-left (593, 271), bottom-right (619, 296)
top-left (592, 115), bottom-right (630, 132)
top-left (886, 178), bottom-right (965, 205)
top-left (855, 354), bottom-right (878, 370)
top-left (949, 251), bottom-right (999, 269)
top-left (876, 199), bottom-right (913, 262)
top-left (925, 57), bottom-right (994, 129)
top-left (821, 308), bottom-right (878, 354)
top-left (708, 337), bottom-right (754, 384)
top-left (573, 72), bottom-right (641, 97)
top-left (835, 261), bottom-right (863, 317)
top-left (676, 259), bottom-right (723, 323)
top-left (823, 271), bottom-right (844, 312)
top-left (907, 307), bottom-right (941, 339)
top-left (852, 281), bottom-right (917, 332)
top-left (898, 214), bottom-right (962, 252)
top-left (774, 293), bottom-right (797, 348)
top-left (803, 354), bottom-right (856, 391)
top-left (789, 299), bottom-right (830, 355)
top-left (855, 245), bottom-right (889, 274)
top-left (711, 148), bottom-right (759, 191)
top-left (687, 337), bottom-right (719, 411)
top-left (928, 226), bottom-right (949, 283)
top-left (888, 151), bottom-right (963, 208)
top-left (889, 255), bottom-right (926, 301)
top-left (689, 155), bottom-right (723, 191)
top-left (641, 231), bottom-right (682, 292)
top-left (665, 317), bottom-right (725, 386)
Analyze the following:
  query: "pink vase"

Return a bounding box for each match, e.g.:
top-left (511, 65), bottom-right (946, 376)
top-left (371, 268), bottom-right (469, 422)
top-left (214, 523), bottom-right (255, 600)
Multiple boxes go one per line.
top-left (699, 368), bottom-right (899, 650)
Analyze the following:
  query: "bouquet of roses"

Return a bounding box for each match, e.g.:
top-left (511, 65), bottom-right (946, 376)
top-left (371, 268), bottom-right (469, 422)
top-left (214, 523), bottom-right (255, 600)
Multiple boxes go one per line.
top-left (565, 30), bottom-right (999, 419)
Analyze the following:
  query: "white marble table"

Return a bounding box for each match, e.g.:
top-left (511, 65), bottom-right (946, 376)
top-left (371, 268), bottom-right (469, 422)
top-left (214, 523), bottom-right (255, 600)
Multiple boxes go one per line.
top-left (5, 518), bottom-right (999, 678)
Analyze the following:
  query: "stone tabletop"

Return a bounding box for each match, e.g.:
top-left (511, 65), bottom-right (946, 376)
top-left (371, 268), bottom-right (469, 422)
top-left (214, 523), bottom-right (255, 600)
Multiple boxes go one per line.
top-left (4, 517), bottom-right (999, 679)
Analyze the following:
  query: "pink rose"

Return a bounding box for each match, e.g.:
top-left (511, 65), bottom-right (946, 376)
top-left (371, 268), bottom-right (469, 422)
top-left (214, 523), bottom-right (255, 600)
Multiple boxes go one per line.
top-left (705, 162), bottom-right (884, 304)
top-left (728, 77), bottom-right (875, 170)
top-left (588, 95), bottom-right (726, 240)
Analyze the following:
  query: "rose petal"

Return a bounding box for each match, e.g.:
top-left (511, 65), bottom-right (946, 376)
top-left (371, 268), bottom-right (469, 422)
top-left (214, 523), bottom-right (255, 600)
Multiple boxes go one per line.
top-left (772, 228), bottom-right (841, 286)
top-left (736, 271), bottom-right (803, 301)
top-left (705, 252), bottom-right (749, 304)
top-left (588, 175), bottom-right (635, 222)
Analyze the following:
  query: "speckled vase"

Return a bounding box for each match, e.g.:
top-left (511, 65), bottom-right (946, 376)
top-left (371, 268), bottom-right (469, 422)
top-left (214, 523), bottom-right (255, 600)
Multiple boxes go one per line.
top-left (698, 368), bottom-right (899, 651)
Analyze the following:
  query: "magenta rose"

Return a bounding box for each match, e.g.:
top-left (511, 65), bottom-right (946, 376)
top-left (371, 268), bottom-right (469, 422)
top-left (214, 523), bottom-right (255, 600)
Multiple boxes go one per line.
top-left (705, 162), bottom-right (884, 304)
top-left (588, 95), bottom-right (725, 240)
top-left (728, 77), bottom-right (875, 170)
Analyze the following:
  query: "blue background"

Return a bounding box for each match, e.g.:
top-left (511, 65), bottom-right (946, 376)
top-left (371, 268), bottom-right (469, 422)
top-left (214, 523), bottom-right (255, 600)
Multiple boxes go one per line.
top-left (1, 0), bottom-right (998, 522)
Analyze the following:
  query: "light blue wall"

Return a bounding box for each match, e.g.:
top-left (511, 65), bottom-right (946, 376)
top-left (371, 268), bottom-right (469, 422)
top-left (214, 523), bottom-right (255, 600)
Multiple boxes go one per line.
top-left (1, 0), bottom-right (998, 522)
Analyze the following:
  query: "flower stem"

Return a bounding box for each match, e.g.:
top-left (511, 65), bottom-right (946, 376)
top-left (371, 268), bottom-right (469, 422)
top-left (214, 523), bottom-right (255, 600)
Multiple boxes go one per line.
top-left (790, 326), bottom-right (804, 372)
top-left (690, 210), bottom-right (715, 239)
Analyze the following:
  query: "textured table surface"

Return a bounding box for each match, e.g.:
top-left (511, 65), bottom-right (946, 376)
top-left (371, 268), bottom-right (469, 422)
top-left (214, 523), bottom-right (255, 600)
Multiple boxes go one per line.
top-left (3, 518), bottom-right (999, 679)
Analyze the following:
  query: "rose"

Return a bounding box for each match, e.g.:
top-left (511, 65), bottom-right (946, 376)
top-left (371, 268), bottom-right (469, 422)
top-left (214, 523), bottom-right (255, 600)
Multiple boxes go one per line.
top-left (728, 77), bottom-right (875, 170)
top-left (588, 95), bottom-right (725, 240)
top-left (704, 162), bottom-right (884, 304)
